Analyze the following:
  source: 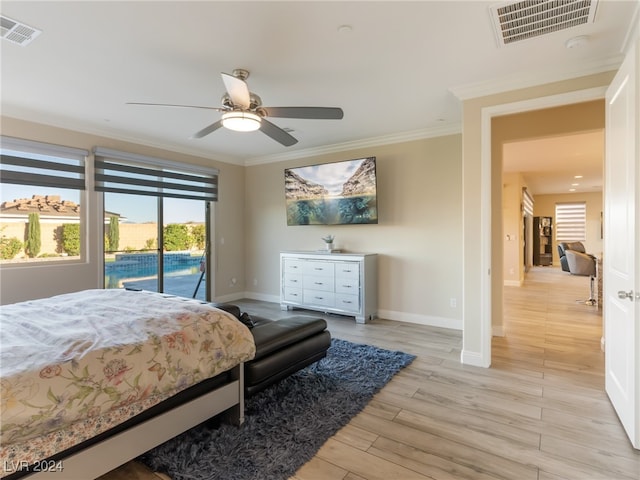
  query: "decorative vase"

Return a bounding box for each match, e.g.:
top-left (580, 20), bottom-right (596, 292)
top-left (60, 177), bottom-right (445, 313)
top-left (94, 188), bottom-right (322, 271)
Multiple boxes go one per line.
top-left (325, 242), bottom-right (334, 251)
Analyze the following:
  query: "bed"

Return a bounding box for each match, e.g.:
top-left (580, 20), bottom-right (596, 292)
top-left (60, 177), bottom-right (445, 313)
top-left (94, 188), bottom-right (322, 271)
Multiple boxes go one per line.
top-left (0, 289), bottom-right (256, 479)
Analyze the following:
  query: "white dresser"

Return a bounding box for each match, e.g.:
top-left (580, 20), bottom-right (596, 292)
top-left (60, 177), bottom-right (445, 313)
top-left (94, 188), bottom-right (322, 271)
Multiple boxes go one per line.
top-left (280, 251), bottom-right (377, 323)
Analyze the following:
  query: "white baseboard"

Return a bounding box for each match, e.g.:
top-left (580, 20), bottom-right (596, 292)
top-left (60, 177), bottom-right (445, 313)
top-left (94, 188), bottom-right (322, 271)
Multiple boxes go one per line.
top-left (377, 309), bottom-right (462, 330)
top-left (215, 295), bottom-right (463, 331)
top-left (244, 291), bottom-right (280, 303)
top-left (461, 349), bottom-right (490, 368)
top-left (212, 291), bottom-right (280, 304)
top-left (211, 292), bottom-right (246, 304)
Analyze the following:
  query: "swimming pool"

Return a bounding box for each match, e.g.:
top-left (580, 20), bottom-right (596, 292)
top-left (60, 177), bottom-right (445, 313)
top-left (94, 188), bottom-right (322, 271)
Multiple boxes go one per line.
top-left (104, 252), bottom-right (203, 289)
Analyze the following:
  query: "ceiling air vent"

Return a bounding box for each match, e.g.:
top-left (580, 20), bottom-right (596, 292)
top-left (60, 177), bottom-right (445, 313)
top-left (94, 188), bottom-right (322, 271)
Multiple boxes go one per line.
top-left (1, 15), bottom-right (41, 46)
top-left (490, 0), bottom-right (598, 46)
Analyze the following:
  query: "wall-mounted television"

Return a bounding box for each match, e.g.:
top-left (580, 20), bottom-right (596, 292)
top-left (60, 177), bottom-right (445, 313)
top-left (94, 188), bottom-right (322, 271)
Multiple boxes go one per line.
top-left (285, 157), bottom-right (378, 226)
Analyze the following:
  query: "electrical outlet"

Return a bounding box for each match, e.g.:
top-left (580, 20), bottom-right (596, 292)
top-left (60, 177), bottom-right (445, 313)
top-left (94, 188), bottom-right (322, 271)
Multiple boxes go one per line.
top-left (450, 298), bottom-right (457, 308)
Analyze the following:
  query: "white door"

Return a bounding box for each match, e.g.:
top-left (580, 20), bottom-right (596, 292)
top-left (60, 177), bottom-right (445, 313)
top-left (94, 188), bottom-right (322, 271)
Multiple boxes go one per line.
top-left (604, 41), bottom-right (639, 449)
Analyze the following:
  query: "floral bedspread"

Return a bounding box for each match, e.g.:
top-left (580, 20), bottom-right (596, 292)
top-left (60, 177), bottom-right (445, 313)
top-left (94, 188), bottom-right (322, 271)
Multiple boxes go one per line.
top-left (0, 289), bottom-right (255, 471)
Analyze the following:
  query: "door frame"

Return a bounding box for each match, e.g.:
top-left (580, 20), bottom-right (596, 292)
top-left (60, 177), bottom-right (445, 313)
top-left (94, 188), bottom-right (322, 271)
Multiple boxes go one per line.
top-left (475, 86), bottom-right (607, 367)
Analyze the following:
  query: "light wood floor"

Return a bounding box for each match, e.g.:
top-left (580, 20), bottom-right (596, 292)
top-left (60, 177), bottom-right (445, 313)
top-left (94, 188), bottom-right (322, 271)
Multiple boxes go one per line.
top-left (103, 266), bottom-right (640, 480)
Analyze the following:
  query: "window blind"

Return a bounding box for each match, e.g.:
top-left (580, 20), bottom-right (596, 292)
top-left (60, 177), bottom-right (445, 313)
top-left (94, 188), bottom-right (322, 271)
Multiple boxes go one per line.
top-left (555, 202), bottom-right (586, 242)
top-left (93, 147), bottom-right (218, 202)
top-left (522, 188), bottom-right (534, 216)
top-left (0, 136), bottom-right (87, 189)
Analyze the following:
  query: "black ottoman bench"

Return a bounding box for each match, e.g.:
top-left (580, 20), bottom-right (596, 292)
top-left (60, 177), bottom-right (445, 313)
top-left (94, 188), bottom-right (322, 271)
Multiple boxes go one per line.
top-left (213, 304), bottom-right (331, 396)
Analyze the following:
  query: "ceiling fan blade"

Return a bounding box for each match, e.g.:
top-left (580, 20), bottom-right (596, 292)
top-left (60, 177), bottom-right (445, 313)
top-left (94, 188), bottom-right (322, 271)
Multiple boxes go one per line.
top-left (221, 72), bottom-right (251, 109)
top-left (262, 106), bottom-right (344, 120)
top-left (127, 102), bottom-right (222, 111)
top-left (191, 120), bottom-right (224, 139)
top-left (259, 118), bottom-right (298, 147)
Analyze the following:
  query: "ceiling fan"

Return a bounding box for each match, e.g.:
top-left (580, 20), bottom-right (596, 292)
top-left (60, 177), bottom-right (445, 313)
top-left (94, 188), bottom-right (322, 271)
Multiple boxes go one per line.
top-left (128, 69), bottom-right (344, 147)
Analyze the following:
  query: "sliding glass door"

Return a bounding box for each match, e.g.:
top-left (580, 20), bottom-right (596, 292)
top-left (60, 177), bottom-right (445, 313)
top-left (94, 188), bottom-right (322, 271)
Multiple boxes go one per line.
top-left (104, 194), bottom-right (210, 301)
top-left (162, 197), bottom-right (208, 300)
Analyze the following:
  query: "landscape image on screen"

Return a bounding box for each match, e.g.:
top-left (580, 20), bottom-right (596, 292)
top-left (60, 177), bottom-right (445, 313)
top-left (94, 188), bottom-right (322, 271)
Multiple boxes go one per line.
top-left (285, 157), bottom-right (378, 226)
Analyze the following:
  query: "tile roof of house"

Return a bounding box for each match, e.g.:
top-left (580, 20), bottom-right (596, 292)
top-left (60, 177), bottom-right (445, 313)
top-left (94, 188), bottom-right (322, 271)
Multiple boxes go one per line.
top-left (0, 195), bottom-right (80, 217)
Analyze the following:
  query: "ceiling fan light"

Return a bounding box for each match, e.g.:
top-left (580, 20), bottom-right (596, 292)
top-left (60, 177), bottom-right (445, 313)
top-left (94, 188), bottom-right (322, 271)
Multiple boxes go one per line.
top-left (221, 111), bottom-right (261, 132)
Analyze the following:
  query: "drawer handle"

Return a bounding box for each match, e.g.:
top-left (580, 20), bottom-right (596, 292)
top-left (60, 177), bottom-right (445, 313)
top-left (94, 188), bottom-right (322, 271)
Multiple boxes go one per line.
top-left (290, 279), bottom-right (298, 283)
top-left (314, 282), bottom-right (324, 285)
top-left (315, 296), bottom-right (324, 300)
top-left (291, 293), bottom-right (298, 297)
top-left (342, 270), bottom-right (352, 273)
top-left (342, 300), bottom-right (353, 304)
top-left (342, 285), bottom-right (352, 288)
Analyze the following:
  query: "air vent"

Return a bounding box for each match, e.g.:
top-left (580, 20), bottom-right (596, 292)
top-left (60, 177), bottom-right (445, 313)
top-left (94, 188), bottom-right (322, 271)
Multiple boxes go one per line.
top-left (490, 0), bottom-right (598, 46)
top-left (1, 15), bottom-right (41, 46)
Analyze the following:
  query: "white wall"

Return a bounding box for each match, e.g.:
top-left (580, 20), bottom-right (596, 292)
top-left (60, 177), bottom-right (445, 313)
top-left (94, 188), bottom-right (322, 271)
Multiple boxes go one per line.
top-left (243, 135), bottom-right (464, 328)
top-left (503, 172), bottom-right (528, 286)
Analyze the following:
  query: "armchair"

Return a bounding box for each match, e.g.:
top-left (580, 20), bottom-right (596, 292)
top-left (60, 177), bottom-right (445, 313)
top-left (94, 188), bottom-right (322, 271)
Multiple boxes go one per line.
top-left (564, 248), bottom-right (597, 305)
top-left (557, 241), bottom-right (587, 272)
top-left (557, 243), bottom-right (570, 272)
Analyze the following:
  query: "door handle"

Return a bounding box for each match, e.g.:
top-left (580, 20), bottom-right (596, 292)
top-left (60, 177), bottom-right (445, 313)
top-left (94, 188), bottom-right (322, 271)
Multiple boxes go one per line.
top-left (617, 290), bottom-right (634, 301)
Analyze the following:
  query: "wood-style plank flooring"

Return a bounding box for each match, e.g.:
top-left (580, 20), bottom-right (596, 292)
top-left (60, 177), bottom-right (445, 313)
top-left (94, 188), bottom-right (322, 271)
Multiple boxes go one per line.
top-left (103, 266), bottom-right (640, 480)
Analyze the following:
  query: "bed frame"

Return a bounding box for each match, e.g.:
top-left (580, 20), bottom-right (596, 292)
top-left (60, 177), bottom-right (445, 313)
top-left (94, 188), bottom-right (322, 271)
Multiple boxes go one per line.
top-left (10, 365), bottom-right (244, 480)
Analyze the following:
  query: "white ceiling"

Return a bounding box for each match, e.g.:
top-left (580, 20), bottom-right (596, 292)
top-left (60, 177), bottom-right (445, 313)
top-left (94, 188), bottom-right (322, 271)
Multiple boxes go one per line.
top-left (1, 1), bottom-right (637, 193)
top-left (503, 130), bottom-right (605, 195)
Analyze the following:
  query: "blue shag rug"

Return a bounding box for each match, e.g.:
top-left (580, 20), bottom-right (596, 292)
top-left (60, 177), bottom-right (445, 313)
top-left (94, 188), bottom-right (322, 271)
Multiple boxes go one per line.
top-left (139, 338), bottom-right (415, 480)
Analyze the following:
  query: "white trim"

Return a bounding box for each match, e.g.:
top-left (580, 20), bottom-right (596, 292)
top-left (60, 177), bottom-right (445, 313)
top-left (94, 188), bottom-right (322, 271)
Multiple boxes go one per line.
top-left (244, 291), bottom-right (280, 304)
top-left (450, 57), bottom-right (622, 101)
top-left (231, 293), bottom-right (463, 330)
top-left (460, 349), bottom-right (485, 367)
top-left (245, 123), bottom-right (462, 166)
top-left (377, 309), bottom-right (462, 330)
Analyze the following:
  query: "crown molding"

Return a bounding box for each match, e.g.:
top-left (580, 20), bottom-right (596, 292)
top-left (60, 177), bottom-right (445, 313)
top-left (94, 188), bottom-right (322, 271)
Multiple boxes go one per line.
top-left (449, 55), bottom-right (624, 101)
top-left (244, 123), bottom-right (462, 166)
top-left (1, 107), bottom-right (245, 166)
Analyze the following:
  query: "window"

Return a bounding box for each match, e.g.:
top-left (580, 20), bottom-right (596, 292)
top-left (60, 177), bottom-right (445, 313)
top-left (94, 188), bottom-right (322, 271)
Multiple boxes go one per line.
top-left (0, 136), bottom-right (87, 263)
top-left (94, 147), bottom-right (217, 301)
top-left (522, 188), bottom-right (534, 216)
top-left (555, 202), bottom-right (586, 242)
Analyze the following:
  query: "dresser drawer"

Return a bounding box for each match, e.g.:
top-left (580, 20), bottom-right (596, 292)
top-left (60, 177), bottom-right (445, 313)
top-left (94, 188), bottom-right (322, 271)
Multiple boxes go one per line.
top-left (303, 290), bottom-right (335, 308)
top-left (304, 274), bottom-right (335, 292)
top-left (335, 262), bottom-right (359, 279)
top-left (335, 276), bottom-right (359, 294)
top-left (283, 287), bottom-right (303, 303)
top-left (283, 273), bottom-right (303, 289)
top-left (283, 259), bottom-right (305, 275)
top-left (335, 293), bottom-right (360, 312)
top-left (303, 261), bottom-right (335, 277)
